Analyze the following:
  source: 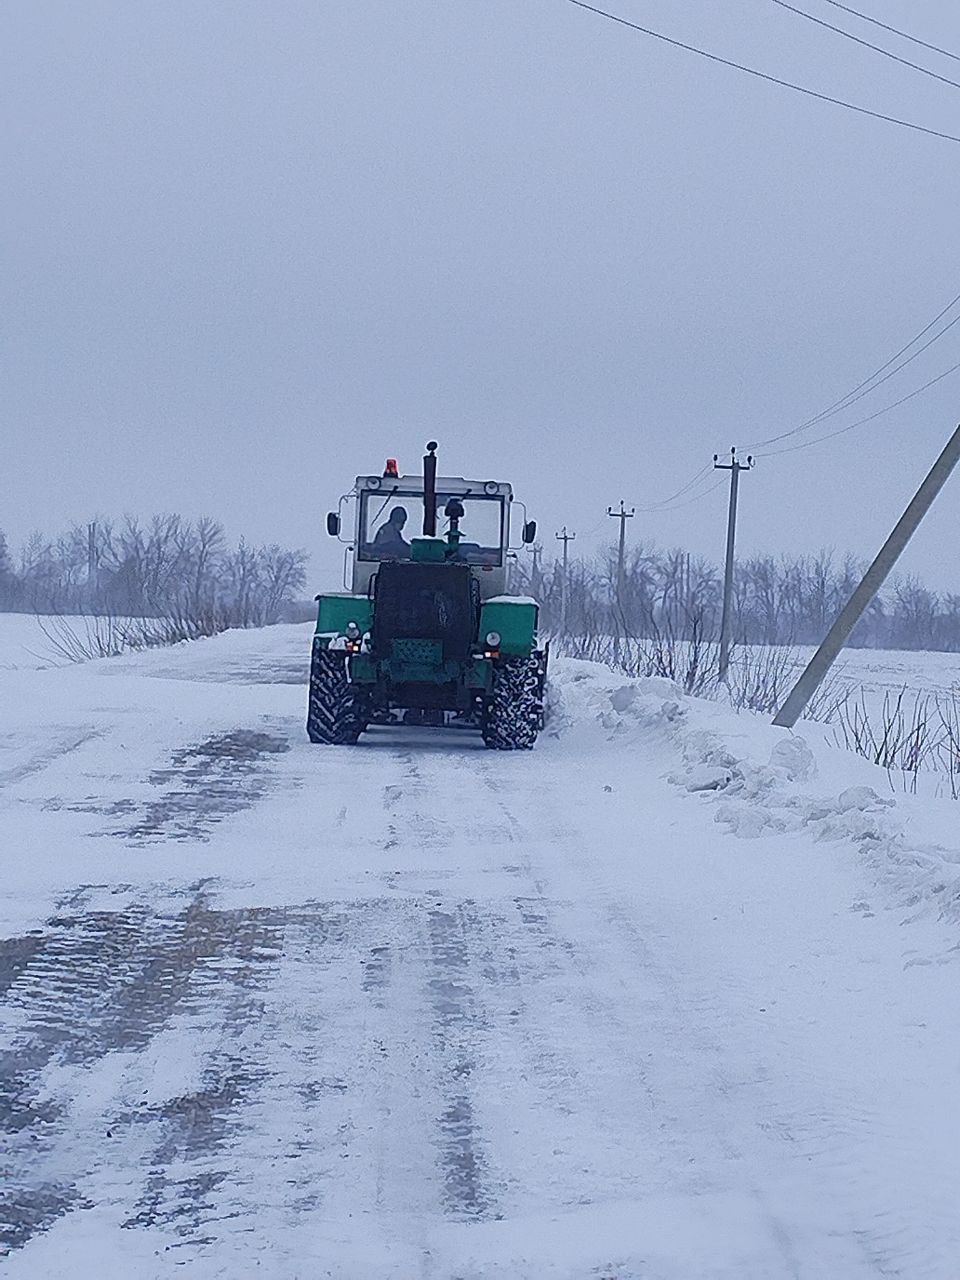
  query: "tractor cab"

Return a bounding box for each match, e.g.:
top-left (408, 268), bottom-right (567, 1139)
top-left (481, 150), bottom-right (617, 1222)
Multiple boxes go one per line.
top-left (310, 443), bottom-right (546, 749)
top-left (327, 443), bottom-right (536, 600)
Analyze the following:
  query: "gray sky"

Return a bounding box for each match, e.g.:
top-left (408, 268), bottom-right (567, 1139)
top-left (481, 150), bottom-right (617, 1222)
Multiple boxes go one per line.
top-left (4, 0), bottom-right (960, 588)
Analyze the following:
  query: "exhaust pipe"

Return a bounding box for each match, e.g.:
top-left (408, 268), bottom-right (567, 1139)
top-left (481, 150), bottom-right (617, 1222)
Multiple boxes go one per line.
top-left (423, 441), bottom-right (438, 536)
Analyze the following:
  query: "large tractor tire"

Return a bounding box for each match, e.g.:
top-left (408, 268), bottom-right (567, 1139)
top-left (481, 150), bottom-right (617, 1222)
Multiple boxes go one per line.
top-left (306, 643), bottom-right (364, 745)
top-left (482, 656), bottom-right (542, 751)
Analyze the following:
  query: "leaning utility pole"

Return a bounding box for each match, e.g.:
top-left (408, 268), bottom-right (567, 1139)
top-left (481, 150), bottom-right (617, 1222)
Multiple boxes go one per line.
top-left (555, 526), bottom-right (576, 633)
top-left (714, 447), bottom-right (753, 682)
top-left (774, 422), bottom-right (960, 728)
top-left (606, 499), bottom-right (635, 611)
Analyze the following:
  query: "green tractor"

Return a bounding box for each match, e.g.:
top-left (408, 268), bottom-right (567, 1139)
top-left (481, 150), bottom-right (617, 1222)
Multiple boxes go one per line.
top-left (307, 443), bottom-right (546, 749)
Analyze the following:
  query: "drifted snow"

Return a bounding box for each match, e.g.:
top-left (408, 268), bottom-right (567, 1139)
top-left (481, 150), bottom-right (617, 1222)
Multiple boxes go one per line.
top-left (2, 623), bottom-right (960, 1278)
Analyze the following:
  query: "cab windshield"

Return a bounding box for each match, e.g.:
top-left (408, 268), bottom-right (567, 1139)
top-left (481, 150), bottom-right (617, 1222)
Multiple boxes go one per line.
top-left (359, 490), bottom-right (505, 566)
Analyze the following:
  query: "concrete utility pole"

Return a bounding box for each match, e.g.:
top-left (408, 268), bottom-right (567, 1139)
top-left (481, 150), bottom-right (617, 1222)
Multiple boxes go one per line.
top-left (555, 526), bottom-right (576, 633)
top-left (774, 422), bottom-right (960, 728)
top-left (714, 447), bottom-right (753, 682)
top-left (606, 500), bottom-right (635, 611)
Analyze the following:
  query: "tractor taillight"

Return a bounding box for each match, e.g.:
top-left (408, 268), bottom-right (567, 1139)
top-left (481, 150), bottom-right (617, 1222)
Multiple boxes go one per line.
top-left (384, 458), bottom-right (399, 478)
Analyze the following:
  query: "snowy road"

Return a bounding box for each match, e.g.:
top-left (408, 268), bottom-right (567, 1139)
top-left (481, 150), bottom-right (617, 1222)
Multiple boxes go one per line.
top-left (2, 624), bottom-right (960, 1278)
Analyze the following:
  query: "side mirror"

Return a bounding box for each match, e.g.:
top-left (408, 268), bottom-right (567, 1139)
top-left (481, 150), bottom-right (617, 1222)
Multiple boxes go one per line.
top-left (522, 520), bottom-right (537, 544)
top-left (326, 512), bottom-right (341, 537)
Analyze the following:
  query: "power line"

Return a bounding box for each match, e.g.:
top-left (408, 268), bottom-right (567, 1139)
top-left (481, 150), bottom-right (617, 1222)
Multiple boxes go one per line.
top-left (586, 469), bottom-right (727, 542)
top-left (649, 473), bottom-right (727, 512)
top-left (652, 301), bottom-right (960, 471)
top-left (749, 295), bottom-right (960, 449)
top-left (792, 309), bottom-right (960, 431)
top-left (822, 0), bottom-right (960, 66)
top-left (770, 0), bottom-right (960, 94)
top-left (617, 457), bottom-right (721, 518)
top-left (627, 289), bottom-right (960, 496)
top-left (574, 471), bottom-right (724, 548)
top-left (756, 356), bottom-right (960, 457)
top-left (790, 290), bottom-right (960, 431)
top-left (634, 463), bottom-right (712, 511)
top-left (565, 0), bottom-right (960, 145)
top-left (670, 474), bottom-right (726, 508)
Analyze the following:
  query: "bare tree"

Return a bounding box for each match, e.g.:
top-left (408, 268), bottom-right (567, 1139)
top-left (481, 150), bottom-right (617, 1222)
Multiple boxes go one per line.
top-left (528, 539), bottom-right (960, 654)
top-left (4, 512), bottom-right (309, 634)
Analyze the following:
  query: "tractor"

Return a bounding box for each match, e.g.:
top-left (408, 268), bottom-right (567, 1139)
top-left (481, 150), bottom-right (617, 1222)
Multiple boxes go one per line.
top-left (307, 443), bottom-right (546, 749)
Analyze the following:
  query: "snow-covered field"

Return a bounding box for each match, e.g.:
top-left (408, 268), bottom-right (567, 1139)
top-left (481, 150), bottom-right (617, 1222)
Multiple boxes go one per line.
top-left (0, 614), bottom-right (69, 670)
top-left (3, 619), bottom-right (960, 1278)
top-left (825, 643), bottom-right (960, 704)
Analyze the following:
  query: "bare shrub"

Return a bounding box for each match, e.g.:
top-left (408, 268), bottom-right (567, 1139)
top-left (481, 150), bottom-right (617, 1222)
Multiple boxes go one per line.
top-left (725, 644), bottom-right (797, 714)
top-left (931, 690), bottom-right (960, 799)
top-left (555, 608), bottom-right (719, 696)
top-left (557, 617), bottom-right (852, 730)
top-left (35, 608), bottom-right (230, 664)
top-left (726, 645), bottom-right (850, 722)
top-left (831, 687), bottom-right (943, 793)
top-left (634, 609), bottom-right (720, 696)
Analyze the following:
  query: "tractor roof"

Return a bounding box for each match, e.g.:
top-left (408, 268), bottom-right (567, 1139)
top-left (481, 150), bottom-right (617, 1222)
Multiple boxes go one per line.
top-left (355, 475), bottom-right (512, 498)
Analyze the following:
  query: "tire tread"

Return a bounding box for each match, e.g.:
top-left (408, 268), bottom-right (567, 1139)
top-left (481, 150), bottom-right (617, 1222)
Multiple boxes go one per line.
top-left (306, 643), bottom-right (364, 744)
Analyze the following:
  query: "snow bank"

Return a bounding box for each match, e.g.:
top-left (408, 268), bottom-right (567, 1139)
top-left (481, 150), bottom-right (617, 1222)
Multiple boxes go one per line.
top-left (551, 657), bottom-right (960, 941)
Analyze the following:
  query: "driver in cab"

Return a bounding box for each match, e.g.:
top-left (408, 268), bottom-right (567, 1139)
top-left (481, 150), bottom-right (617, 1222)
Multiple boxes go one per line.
top-left (373, 507), bottom-right (411, 558)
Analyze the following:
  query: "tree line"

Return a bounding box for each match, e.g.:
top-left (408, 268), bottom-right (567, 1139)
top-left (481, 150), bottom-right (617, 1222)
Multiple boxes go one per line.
top-left (4, 517), bottom-right (955, 652)
top-left (0, 515), bottom-right (308, 628)
top-left (515, 543), bottom-right (960, 652)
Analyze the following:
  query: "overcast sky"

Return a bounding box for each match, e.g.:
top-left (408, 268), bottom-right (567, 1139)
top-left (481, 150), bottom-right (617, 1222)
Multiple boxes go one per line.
top-left (4, 0), bottom-right (960, 587)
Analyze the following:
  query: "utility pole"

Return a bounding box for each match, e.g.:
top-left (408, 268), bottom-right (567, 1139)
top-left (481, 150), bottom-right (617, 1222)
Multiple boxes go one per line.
top-left (555, 526), bottom-right (576, 634)
top-left (774, 422), bottom-right (960, 728)
top-left (714, 447), bottom-right (753, 682)
top-left (606, 499), bottom-right (635, 612)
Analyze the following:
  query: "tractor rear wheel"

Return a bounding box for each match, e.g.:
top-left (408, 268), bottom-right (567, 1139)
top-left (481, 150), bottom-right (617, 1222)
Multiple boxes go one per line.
top-left (306, 643), bottom-right (364, 744)
top-left (482, 656), bottom-right (542, 750)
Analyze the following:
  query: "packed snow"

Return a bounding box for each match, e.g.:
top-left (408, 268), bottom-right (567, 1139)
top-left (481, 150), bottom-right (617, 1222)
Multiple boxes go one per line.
top-left (2, 619), bottom-right (960, 1278)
